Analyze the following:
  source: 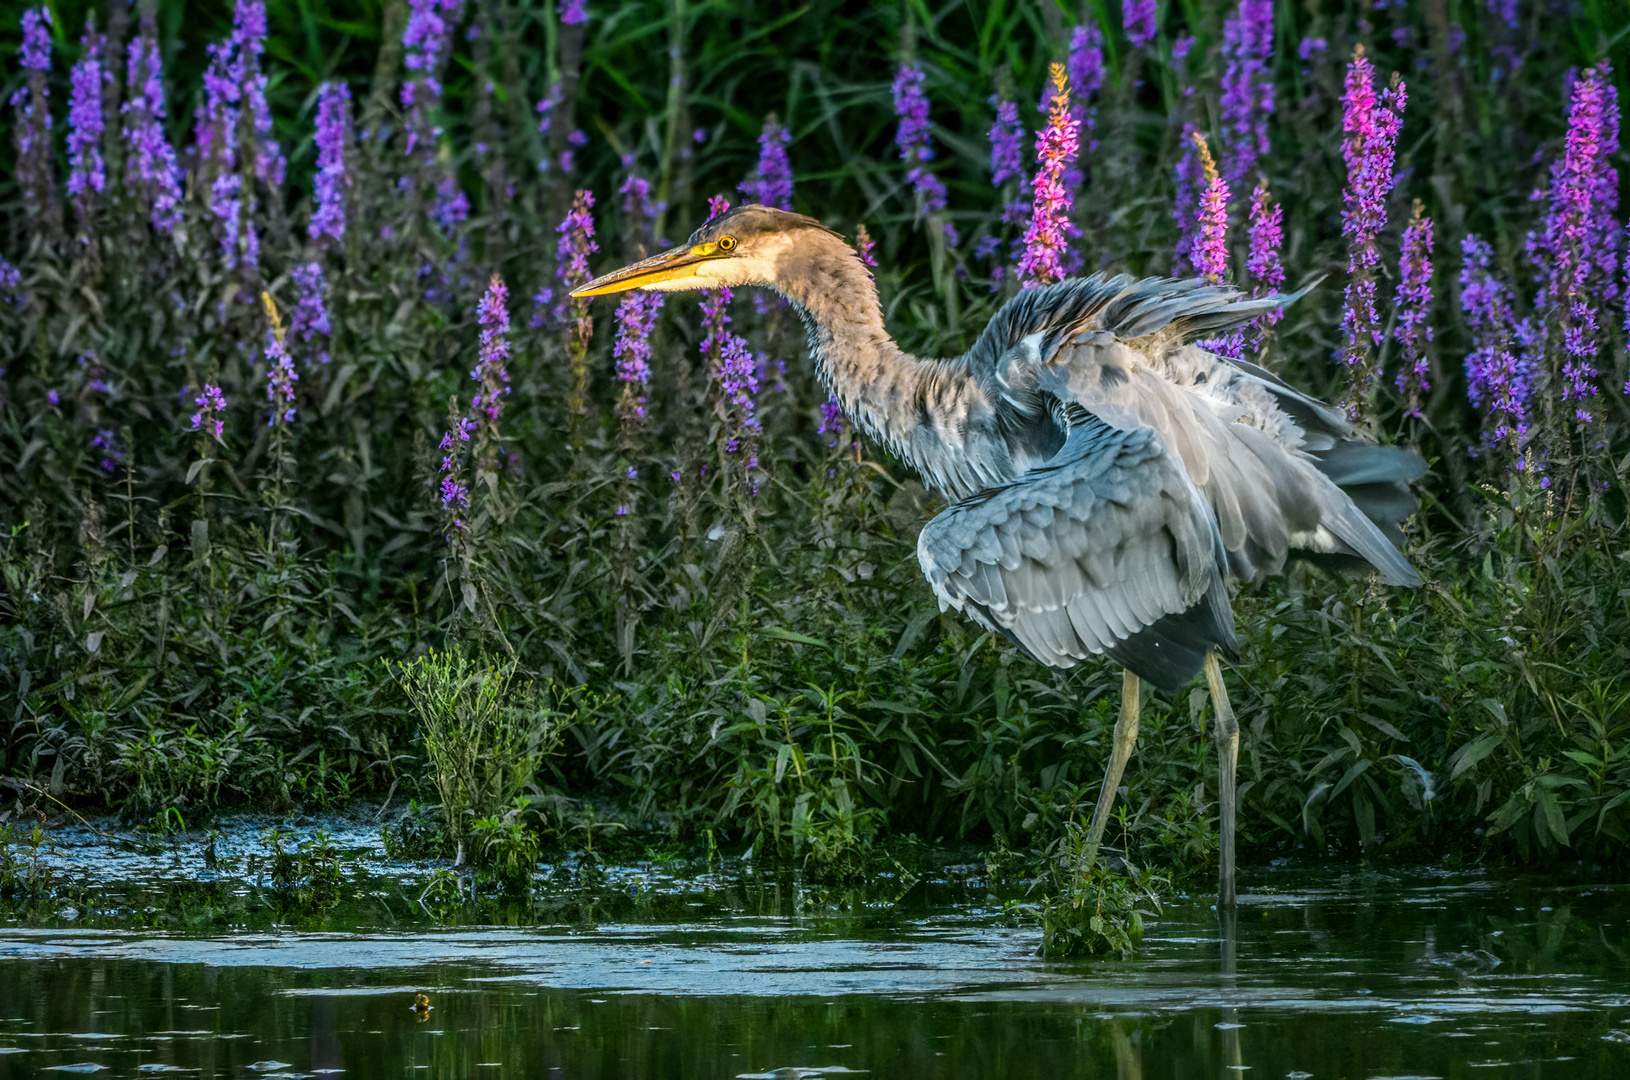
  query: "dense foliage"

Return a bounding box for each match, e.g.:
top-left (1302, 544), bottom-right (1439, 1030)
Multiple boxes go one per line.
top-left (4, 0), bottom-right (1630, 884)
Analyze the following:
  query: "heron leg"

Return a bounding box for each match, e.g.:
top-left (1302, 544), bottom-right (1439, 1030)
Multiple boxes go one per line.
top-left (1079, 669), bottom-right (1141, 877)
top-left (1204, 650), bottom-right (1240, 908)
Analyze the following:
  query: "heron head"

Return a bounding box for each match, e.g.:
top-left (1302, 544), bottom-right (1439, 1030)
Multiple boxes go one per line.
top-left (570, 204), bottom-right (843, 299)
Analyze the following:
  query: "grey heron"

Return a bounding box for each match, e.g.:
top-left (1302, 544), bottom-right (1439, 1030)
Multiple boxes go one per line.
top-left (573, 204), bottom-right (1424, 907)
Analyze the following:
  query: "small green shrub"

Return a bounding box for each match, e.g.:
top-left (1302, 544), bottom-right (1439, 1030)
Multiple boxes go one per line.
top-left (393, 648), bottom-right (568, 852)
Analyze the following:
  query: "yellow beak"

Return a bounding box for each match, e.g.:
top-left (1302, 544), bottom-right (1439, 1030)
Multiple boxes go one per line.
top-left (570, 246), bottom-right (714, 298)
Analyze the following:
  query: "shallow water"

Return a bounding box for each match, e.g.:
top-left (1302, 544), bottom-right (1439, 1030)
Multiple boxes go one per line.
top-left (3, 826), bottom-right (1630, 1078)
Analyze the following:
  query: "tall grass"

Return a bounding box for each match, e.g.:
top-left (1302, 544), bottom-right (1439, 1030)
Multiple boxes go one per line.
top-left (1, 0), bottom-right (1629, 877)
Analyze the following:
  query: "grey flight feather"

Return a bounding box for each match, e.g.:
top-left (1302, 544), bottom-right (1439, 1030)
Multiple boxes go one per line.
top-left (918, 408), bottom-right (1238, 690)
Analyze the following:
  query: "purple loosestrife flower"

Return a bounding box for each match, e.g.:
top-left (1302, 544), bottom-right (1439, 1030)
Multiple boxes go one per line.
top-left (433, 173), bottom-right (471, 234)
top-left (190, 384), bottom-right (228, 442)
top-left (553, 188), bottom-right (598, 324)
top-left (1338, 46), bottom-right (1406, 418)
top-left (11, 7), bottom-right (61, 235)
top-left (614, 292), bottom-right (662, 427)
top-left (818, 395), bottom-right (849, 453)
top-left (437, 410), bottom-right (476, 539)
top-left (558, 191), bottom-right (598, 431)
top-left (401, 0), bottom-right (459, 159)
top-left (1018, 64), bottom-right (1081, 289)
top-left (1172, 122), bottom-right (1205, 273)
top-left (198, 39), bottom-right (248, 270)
top-left (855, 224), bottom-right (877, 267)
top-left (892, 65), bottom-right (956, 245)
top-left (289, 262), bottom-right (332, 366)
top-left (1530, 63), bottom-right (1616, 428)
top-left (989, 98), bottom-right (1026, 188)
top-left (311, 83), bottom-right (351, 245)
top-left (264, 327), bottom-right (298, 426)
top-left (740, 117), bottom-right (794, 210)
top-left (470, 274), bottom-right (512, 439)
top-left (1067, 22), bottom-right (1106, 154)
top-left (91, 429), bottom-right (124, 473)
top-left (1392, 202), bottom-right (1434, 418)
top-left (1460, 235), bottom-right (1532, 457)
top-left (987, 96), bottom-right (1028, 289)
top-left (1298, 35), bottom-right (1328, 78)
top-left (561, 0), bottom-right (587, 25)
top-left (1219, 1), bottom-right (1274, 188)
top-left (0, 258), bottom-right (21, 301)
top-left (1191, 135), bottom-right (1244, 359)
top-left (232, 0), bottom-right (284, 188)
top-left (67, 25), bottom-right (107, 230)
top-left (1190, 134), bottom-right (1230, 283)
top-left (121, 36), bottom-right (185, 234)
top-left (1244, 179), bottom-right (1285, 348)
top-left (1122, 0), bottom-right (1157, 49)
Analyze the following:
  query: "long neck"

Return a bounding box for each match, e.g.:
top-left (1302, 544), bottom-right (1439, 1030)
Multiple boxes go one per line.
top-left (774, 234), bottom-right (1047, 498)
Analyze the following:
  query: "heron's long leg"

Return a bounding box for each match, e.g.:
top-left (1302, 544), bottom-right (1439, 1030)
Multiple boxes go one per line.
top-left (1079, 669), bottom-right (1141, 876)
top-left (1204, 650), bottom-right (1240, 908)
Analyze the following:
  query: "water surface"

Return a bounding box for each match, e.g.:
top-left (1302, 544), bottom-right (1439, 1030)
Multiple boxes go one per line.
top-left (3, 840), bottom-right (1629, 1078)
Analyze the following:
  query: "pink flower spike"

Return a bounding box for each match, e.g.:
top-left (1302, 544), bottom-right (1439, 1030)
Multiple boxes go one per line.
top-left (1017, 64), bottom-right (1081, 289)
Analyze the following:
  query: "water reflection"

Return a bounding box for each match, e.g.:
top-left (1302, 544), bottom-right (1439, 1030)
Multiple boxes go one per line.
top-left (1, 867), bottom-right (1629, 1078)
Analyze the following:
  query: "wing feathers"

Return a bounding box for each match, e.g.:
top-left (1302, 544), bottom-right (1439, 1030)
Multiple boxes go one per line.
top-left (918, 412), bottom-right (1234, 690)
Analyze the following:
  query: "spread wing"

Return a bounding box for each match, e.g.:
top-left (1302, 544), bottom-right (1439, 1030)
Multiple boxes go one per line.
top-left (917, 408), bottom-right (1237, 691)
top-left (977, 274), bottom-right (1425, 589)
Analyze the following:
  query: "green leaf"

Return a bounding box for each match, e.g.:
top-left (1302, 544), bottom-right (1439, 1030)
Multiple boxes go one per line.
top-left (763, 627), bottom-right (829, 649)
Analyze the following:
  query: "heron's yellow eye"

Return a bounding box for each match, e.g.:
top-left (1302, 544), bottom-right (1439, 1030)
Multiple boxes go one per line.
top-left (718, 236), bottom-right (737, 252)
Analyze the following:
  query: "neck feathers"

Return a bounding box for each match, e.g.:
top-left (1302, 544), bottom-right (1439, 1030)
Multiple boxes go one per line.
top-left (774, 231), bottom-right (1060, 499)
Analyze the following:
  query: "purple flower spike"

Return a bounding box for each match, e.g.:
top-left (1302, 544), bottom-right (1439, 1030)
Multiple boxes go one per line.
top-left (1245, 179), bottom-right (1285, 348)
top-left (18, 7), bottom-right (50, 70)
top-left (233, 0), bottom-right (284, 188)
top-left (560, 0), bottom-right (587, 26)
top-left (1338, 46), bottom-right (1407, 418)
top-left (740, 117), bottom-right (794, 210)
top-left (855, 224), bottom-right (877, 267)
top-left (311, 82), bottom-right (352, 245)
top-left (67, 24), bottom-right (107, 230)
top-left (989, 98), bottom-right (1025, 188)
top-left (1392, 203), bottom-right (1434, 419)
top-left (893, 64), bottom-right (955, 244)
top-left (1460, 235), bottom-right (1532, 460)
top-left (11, 7), bottom-right (61, 233)
top-left (559, 191), bottom-right (598, 430)
top-left (290, 263), bottom-right (333, 366)
top-left (1219, 1), bottom-right (1274, 188)
top-left (1018, 64), bottom-right (1081, 289)
top-left (1531, 62), bottom-right (1617, 430)
top-left (1122, 0), bottom-right (1157, 48)
top-left (471, 274), bottom-right (512, 436)
top-left (1191, 134), bottom-right (1243, 359)
top-left (401, 0), bottom-right (460, 159)
top-left (121, 35), bottom-right (185, 234)
top-left (554, 188), bottom-right (598, 324)
top-left (191, 384), bottom-right (229, 442)
top-left (1065, 21), bottom-right (1105, 158)
top-left (1190, 134), bottom-right (1230, 283)
top-left (1172, 122), bottom-right (1204, 274)
top-left (614, 290), bottom-right (663, 431)
top-left (265, 327), bottom-right (299, 426)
